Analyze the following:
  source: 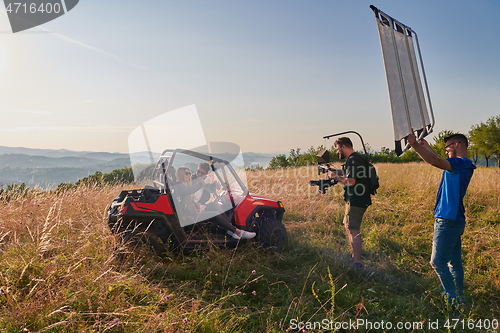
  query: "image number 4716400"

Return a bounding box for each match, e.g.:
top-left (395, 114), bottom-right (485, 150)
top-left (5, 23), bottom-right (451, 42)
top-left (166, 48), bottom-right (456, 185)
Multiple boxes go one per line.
top-left (4, 0), bottom-right (79, 33)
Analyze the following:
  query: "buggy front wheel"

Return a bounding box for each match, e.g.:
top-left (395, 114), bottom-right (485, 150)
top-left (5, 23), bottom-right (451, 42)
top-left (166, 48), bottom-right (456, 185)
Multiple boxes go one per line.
top-left (256, 211), bottom-right (287, 249)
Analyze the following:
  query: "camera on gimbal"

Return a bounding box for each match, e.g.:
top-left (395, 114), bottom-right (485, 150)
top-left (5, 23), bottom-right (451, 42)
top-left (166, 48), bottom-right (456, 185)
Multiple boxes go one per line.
top-left (309, 149), bottom-right (338, 194)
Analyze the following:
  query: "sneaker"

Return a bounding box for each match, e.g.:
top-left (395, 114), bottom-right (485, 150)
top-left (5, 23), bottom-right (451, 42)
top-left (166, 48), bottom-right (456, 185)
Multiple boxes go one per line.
top-left (239, 230), bottom-right (256, 239)
top-left (227, 230), bottom-right (240, 240)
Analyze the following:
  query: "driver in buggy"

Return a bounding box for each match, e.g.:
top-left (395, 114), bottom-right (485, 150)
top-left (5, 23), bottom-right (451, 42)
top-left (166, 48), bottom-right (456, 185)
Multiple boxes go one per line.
top-left (175, 165), bottom-right (256, 240)
top-left (192, 162), bottom-right (220, 207)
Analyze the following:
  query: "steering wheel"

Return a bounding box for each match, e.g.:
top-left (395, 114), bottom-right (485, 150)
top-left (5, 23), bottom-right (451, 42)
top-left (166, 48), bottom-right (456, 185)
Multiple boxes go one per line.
top-left (214, 189), bottom-right (229, 204)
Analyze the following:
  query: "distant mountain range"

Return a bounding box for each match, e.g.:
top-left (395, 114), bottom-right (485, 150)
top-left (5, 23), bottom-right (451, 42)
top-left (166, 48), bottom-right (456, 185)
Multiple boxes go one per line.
top-left (0, 146), bottom-right (277, 189)
top-left (0, 146), bottom-right (129, 160)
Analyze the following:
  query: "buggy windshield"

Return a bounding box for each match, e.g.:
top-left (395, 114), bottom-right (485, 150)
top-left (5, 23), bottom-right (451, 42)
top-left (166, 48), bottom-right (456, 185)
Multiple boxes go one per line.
top-left (162, 149), bottom-right (248, 227)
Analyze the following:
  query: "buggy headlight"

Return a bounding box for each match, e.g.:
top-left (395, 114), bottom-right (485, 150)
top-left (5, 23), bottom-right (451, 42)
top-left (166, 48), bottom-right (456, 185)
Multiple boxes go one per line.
top-left (277, 201), bottom-right (284, 208)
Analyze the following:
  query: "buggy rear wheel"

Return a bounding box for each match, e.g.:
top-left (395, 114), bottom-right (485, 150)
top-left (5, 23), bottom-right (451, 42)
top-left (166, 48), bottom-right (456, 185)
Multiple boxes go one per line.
top-left (119, 229), bottom-right (168, 258)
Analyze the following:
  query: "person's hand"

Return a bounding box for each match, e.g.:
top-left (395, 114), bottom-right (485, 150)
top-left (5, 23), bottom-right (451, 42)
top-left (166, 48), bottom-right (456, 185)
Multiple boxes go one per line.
top-left (407, 132), bottom-right (417, 146)
top-left (329, 170), bottom-right (341, 182)
top-left (419, 138), bottom-right (431, 150)
top-left (198, 204), bottom-right (206, 212)
top-left (408, 132), bottom-right (432, 150)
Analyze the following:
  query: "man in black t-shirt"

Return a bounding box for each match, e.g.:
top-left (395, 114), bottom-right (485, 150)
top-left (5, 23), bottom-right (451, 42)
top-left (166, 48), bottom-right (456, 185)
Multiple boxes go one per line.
top-left (329, 137), bottom-right (372, 269)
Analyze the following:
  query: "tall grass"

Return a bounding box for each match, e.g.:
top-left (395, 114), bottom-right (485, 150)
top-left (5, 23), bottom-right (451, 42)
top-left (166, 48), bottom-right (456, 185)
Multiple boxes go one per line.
top-left (0, 164), bottom-right (498, 332)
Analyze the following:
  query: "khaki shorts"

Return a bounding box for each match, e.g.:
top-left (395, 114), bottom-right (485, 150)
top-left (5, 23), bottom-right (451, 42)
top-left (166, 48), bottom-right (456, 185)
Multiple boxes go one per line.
top-left (343, 203), bottom-right (367, 230)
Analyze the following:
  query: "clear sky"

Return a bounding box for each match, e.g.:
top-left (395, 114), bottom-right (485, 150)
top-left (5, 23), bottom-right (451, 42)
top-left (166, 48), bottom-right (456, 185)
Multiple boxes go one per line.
top-left (0, 0), bottom-right (499, 154)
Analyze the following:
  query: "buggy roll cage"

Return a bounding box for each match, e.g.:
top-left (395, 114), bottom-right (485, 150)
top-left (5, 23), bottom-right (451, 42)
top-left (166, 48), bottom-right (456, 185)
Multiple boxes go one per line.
top-left (370, 5), bottom-right (435, 156)
top-left (151, 148), bottom-right (248, 196)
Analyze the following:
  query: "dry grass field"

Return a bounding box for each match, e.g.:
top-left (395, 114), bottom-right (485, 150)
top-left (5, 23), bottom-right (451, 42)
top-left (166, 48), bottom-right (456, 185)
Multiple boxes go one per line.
top-left (0, 163), bottom-right (498, 332)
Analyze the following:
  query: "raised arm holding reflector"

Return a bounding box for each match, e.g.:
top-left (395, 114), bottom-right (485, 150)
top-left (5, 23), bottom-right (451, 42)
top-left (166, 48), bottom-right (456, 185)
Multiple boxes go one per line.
top-left (370, 5), bottom-right (435, 155)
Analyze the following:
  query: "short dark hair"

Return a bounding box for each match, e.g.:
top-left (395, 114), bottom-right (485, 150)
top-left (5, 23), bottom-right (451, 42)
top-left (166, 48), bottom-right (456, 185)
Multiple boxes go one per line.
top-left (335, 137), bottom-right (353, 149)
top-left (198, 162), bottom-right (210, 173)
top-left (444, 133), bottom-right (468, 147)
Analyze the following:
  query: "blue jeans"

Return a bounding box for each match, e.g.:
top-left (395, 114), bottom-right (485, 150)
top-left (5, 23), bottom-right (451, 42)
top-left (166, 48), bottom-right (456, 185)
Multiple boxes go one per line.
top-left (430, 218), bottom-right (465, 303)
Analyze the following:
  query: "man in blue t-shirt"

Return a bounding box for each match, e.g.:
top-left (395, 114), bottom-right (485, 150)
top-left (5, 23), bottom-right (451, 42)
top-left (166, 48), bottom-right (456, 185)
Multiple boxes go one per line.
top-left (408, 132), bottom-right (475, 305)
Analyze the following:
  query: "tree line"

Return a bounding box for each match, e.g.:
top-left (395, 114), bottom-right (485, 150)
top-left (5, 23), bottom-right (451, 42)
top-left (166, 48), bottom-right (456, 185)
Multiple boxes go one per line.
top-left (266, 145), bottom-right (421, 169)
top-left (0, 167), bottom-right (135, 199)
top-left (469, 116), bottom-right (500, 167)
top-left (54, 167), bottom-right (134, 192)
top-left (267, 115), bottom-right (500, 169)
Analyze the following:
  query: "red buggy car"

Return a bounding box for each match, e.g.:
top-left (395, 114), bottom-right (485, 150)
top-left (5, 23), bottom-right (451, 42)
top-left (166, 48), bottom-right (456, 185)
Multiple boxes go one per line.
top-left (108, 149), bottom-right (287, 253)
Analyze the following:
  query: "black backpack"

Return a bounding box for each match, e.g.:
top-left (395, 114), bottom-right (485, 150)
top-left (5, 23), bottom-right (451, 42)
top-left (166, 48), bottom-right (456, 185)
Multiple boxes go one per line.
top-left (365, 159), bottom-right (379, 195)
top-left (352, 154), bottom-right (380, 195)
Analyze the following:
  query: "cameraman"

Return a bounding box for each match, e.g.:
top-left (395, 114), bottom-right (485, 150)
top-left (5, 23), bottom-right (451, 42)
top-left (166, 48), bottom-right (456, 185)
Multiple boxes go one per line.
top-left (329, 137), bottom-right (372, 269)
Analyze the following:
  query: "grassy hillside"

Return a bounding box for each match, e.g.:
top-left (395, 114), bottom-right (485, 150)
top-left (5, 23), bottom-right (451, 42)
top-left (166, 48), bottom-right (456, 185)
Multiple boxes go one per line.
top-left (0, 163), bottom-right (498, 332)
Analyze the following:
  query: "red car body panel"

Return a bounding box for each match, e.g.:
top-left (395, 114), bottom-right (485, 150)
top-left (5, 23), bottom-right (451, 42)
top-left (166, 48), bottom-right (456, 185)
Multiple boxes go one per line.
top-left (117, 190), bottom-right (279, 229)
top-left (128, 195), bottom-right (174, 215)
top-left (234, 193), bottom-right (280, 227)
